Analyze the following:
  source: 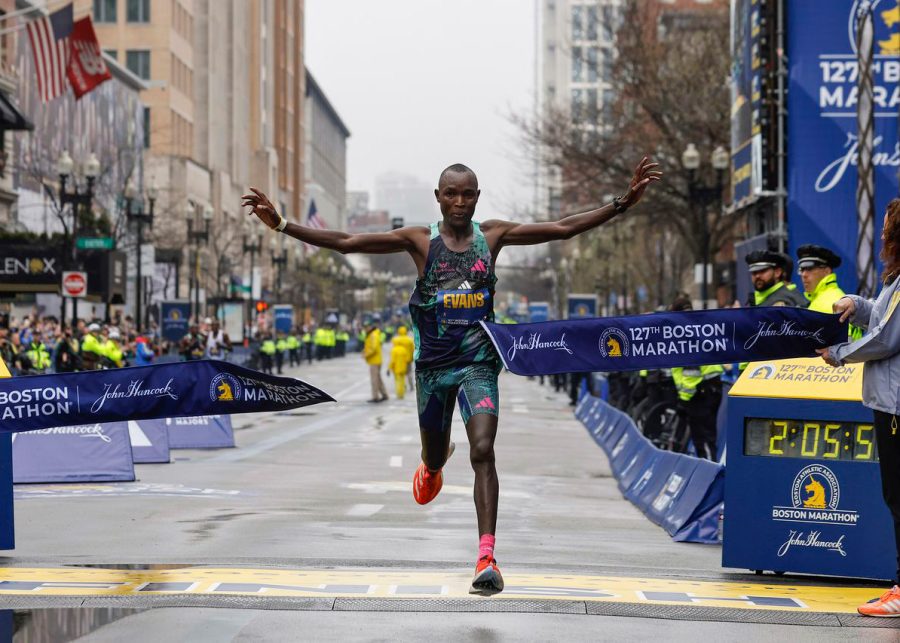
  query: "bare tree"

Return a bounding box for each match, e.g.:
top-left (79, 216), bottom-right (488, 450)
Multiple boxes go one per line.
top-left (517, 0), bottom-right (736, 308)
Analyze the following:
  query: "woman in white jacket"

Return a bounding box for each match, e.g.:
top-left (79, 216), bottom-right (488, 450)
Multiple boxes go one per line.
top-left (819, 198), bottom-right (900, 617)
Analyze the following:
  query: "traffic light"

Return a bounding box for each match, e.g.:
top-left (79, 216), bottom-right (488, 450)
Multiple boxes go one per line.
top-left (255, 301), bottom-right (268, 313)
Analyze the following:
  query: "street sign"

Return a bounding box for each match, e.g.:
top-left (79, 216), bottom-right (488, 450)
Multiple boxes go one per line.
top-left (61, 271), bottom-right (87, 298)
top-left (76, 237), bottom-right (114, 250)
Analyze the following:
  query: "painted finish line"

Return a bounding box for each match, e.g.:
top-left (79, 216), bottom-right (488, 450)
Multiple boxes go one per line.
top-left (0, 567), bottom-right (879, 613)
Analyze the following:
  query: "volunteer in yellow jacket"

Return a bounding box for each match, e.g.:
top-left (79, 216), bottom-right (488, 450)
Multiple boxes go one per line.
top-left (393, 326), bottom-right (416, 388)
top-left (388, 341), bottom-right (410, 399)
top-left (363, 317), bottom-right (388, 403)
top-left (797, 244), bottom-right (862, 340)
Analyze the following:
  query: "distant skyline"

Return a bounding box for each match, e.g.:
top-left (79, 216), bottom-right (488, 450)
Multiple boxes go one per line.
top-left (305, 0), bottom-right (538, 221)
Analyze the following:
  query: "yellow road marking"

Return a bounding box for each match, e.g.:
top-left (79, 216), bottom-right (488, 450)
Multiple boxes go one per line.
top-left (0, 567), bottom-right (881, 613)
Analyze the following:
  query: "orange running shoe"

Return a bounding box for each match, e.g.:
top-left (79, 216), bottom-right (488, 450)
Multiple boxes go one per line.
top-left (469, 556), bottom-right (504, 596)
top-left (858, 585), bottom-right (900, 617)
top-left (411, 442), bottom-right (455, 505)
top-left (412, 464), bottom-right (443, 505)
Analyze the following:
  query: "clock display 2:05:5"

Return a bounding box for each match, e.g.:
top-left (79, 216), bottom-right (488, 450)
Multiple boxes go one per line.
top-left (743, 418), bottom-right (879, 462)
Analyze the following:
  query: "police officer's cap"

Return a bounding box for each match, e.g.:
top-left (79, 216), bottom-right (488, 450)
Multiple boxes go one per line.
top-left (745, 249), bottom-right (783, 273)
top-left (797, 244), bottom-right (842, 270)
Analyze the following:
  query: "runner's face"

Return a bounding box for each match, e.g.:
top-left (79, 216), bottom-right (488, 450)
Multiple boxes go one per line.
top-left (435, 172), bottom-right (480, 228)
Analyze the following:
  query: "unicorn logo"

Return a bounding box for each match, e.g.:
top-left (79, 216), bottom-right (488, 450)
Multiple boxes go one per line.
top-left (606, 337), bottom-right (623, 356)
top-left (209, 373), bottom-right (242, 403)
top-left (216, 380), bottom-right (234, 401)
top-left (802, 476), bottom-right (827, 509)
top-left (598, 328), bottom-right (629, 358)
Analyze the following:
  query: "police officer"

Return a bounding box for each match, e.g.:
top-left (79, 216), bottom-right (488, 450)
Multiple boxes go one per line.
top-left (24, 337), bottom-right (51, 374)
top-left (797, 244), bottom-right (845, 312)
top-left (668, 296), bottom-right (723, 460)
top-left (302, 326), bottom-right (314, 364)
top-left (259, 332), bottom-right (276, 374)
top-left (275, 332), bottom-right (288, 374)
top-left (745, 249), bottom-right (807, 307)
top-left (286, 329), bottom-right (301, 367)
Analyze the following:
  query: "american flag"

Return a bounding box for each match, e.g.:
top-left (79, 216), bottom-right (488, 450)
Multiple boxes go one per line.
top-left (27, 3), bottom-right (74, 103)
top-left (302, 199), bottom-right (327, 253)
top-left (306, 199), bottom-right (327, 230)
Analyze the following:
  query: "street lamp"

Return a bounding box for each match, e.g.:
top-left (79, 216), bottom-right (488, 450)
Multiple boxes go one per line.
top-left (186, 202), bottom-right (212, 322)
top-left (125, 179), bottom-right (156, 331)
top-left (270, 236), bottom-right (288, 301)
top-left (242, 230), bottom-right (262, 338)
top-left (682, 143), bottom-right (727, 309)
top-left (57, 150), bottom-right (99, 329)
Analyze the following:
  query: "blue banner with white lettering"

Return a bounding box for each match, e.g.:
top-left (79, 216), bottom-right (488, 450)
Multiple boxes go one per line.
top-left (161, 301), bottom-right (192, 343)
top-left (481, 307), bottom-right (847, 375)
top-left (273, 305), bottom-right (294, 334)
top-left (12, 421), bottom-right (135, 483)
top-left (0, 360), bottom-right (333, 434)
top-left (787, 0), bottom-right (896, 291)
top-left (166, 414), bottom-right (235, 449)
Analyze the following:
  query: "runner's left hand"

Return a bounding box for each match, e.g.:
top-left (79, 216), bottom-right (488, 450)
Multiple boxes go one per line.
top-left (618, 157), bottom-right (663, 209)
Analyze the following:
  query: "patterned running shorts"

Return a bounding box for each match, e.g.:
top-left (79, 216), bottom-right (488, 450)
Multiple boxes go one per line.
top-left (415, 361), bottom-right (501, 431)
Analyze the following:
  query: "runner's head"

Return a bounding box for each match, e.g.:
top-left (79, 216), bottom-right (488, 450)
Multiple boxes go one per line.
top-left (436, 164), bottom-right (480, 229)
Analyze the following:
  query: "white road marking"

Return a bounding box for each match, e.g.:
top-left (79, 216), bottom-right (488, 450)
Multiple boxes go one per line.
top-left (346, 503), bottom-right (384, 517)
top-left (513, 405), bottom-right (529, 413)
top-left (344, 481), bottom-right (531, 499)
top-left (389, 456), bottom-right (403, 468)
top-left (401, 435), bottom-right (413, 443)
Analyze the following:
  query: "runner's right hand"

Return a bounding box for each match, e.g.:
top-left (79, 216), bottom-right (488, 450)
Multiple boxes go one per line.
top-left (833, 297), bottom-right (855, 323)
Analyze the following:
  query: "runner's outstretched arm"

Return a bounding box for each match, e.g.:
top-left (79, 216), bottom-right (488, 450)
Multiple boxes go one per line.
top-left (241, 187), bottom-right (424, 255)
top-left (484, 157), bottom-right (662, 248)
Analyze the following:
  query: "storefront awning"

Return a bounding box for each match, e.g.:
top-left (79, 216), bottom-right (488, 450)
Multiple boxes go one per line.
top-left (0, 92), bottom-right (33, 131)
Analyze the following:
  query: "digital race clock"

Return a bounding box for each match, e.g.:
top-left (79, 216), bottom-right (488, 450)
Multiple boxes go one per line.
top-left (743, 417), bottom-right (878, 462)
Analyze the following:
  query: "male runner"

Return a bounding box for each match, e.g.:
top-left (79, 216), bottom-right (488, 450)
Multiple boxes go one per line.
top-left (242, 157), bottom-right (660, 595)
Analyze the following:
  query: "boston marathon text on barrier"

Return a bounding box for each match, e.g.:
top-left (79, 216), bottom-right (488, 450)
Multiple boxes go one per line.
top-left (0, 386), bottom-right (71, 421)
top-left (0, 360), bottom-right (334, 434)
top-left (481, 307), bottom-right (848, 376)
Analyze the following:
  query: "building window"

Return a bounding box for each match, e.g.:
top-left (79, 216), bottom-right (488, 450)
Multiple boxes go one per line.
top-left (587, 46), bottom-right (598, 83)
top-left (571, 5), bottom-right (584, 40)
top-left (94, 0), bottom-right (117, 23)
top-left (602, 48), bottom-right (613, 83)
top-left (125, 50), bottom-right (150, 80)
top-left (127, 0), bottom-right (150, 23)
top-left (143, 107), bottom-right (150, 149)
top-left (104, 49), bottom-right (117, 61)
top-left (571, 46), bottom-right (583, 82)
top-left (602, 5), bottom-right (615, 41)
top-left (571, 88), bottom-right (585, 121)
top-left (586, 5), bottom-right (598, 41)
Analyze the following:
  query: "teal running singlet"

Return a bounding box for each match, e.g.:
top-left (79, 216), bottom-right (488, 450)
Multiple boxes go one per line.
top-left (409, 222), bottom-right (499, 370)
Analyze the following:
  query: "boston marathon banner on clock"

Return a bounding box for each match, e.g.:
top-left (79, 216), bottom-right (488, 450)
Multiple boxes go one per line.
top-left (0, 360), bottom-right (334, 434)
top-left (481, 307), bottom-right (848, 376)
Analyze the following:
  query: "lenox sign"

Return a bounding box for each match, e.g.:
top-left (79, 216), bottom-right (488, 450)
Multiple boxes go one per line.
top-left (0, 244), bottom-right (64, 290)
top-left (0, 256), bottom-right (57, 277)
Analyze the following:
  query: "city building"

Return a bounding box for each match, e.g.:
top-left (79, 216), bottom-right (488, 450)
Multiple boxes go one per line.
top-left (82, 0), bottom-right (306, 322)
top-left (304, 69), bottom-right (349, 232)
top-left (11, 23), bottom-right (144, 321)
top-left (539, 0), bottom-right (622, 217)
top-left (374, 171), bottom-right (435, 228)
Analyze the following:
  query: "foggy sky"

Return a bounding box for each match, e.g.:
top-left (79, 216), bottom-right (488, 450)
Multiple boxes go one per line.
top-left (305, 0), bottom-right (538, 221)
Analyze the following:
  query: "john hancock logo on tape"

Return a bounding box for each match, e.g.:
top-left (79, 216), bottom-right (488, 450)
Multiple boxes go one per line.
top-left (598, 328), bottom-right (629, 358)
top-left (210, 373), bottom-right (242, 402)
top-left (772, 464), bottom-right (858, 526)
